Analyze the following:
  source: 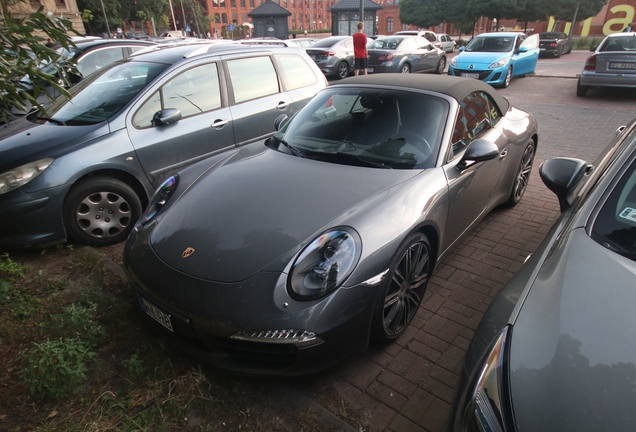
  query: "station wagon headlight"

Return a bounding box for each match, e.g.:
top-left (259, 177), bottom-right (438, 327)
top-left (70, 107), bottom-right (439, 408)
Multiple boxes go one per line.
top-left (0, 158), bottom-right (54, 195)
top-left (456, 326), bottom-right (515, 432)
top-left (141, 175), bottom-right (179, 225)
top-left (288, 228), bottom-right (361, 301)
top-left (489, 58), bottom-right (510, 68)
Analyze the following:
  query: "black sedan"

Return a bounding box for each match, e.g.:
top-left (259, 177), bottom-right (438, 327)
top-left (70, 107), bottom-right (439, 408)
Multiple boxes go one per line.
top-left (124, 74), bottom-right (538, 376)
top-left (538, 31), bottom-right (573, 57)
top-left (452, 120), bottom-right (636, 432)
top-left (367, 36), bottom-right (446, 74)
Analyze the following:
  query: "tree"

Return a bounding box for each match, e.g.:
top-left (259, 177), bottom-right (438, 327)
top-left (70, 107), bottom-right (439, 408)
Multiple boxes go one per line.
top-left (0, 7), bottom-right (77, 123)
top-left (544, 0), bottom-right (607, 22)
top-left (398, 0), bottom-right (447, 29)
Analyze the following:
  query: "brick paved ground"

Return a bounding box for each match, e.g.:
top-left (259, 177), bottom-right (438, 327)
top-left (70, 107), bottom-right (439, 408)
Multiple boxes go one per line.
top-left (289, 77), bottom-right (636, 432)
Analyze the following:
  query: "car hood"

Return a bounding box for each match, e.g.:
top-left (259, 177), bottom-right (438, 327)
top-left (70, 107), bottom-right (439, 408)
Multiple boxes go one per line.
top-left (149, 145), bottom-right (420, 282)
top-left (455, 51), bottom-right (509, 66)
top-left (509, 227), bottom-right (636, 431)
top-left (0, 115), bottom-right (106, 172)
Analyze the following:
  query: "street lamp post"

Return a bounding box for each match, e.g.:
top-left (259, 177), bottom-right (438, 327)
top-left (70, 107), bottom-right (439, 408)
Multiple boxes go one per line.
top-left (98, 0), bottom-right (111, 37)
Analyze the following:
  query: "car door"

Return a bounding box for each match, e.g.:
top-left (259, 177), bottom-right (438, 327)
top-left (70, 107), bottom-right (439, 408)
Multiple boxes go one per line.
top-left (225, 54), bottom-right (292, 145)
top-left (400, 38), bottom-right (422, 71)
top-left (513, 34), bottom-right (540, 76)
top-left (441, 91), bottom-right (509, 252)
top-left (415, 37), bottom-right (439, 71)
top-left (342, 38), bottom-right (354, 68)
top-left (273, 53), bottom-right (323, 113)
top-left (127, 60), bottom-right (234, 186)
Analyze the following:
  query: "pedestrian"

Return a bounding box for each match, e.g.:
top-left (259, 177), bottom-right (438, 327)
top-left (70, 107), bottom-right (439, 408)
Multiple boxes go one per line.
top-left (353, 21), bottom-right (368, 76)
top-left (207, 31), bottom-right (211, 39)
top-left (45, 38), bottom-right (55, 47)
top-left (624, 22), bottom-right (634, 32)
top-left (500, 25), bottom-right (505, 31)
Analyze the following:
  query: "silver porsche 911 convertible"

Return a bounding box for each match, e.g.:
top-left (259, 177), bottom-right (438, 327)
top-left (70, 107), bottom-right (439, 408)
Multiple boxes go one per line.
top-left (123, 74), bottom-right (538, 376)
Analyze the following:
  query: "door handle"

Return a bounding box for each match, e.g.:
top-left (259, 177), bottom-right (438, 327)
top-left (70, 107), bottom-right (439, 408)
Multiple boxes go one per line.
top-left (499, 148), bottom-right (508, 160)
top-left (277, 101), bottom-right (290, 109)
top-left (211, 119), bottom-right (229, 129)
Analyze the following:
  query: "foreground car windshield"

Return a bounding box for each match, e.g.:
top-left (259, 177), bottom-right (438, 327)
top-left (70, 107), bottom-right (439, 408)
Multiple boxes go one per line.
top-left (592, 157), bottom-right (636, 260)
top-left (274, 88), bottom-right (448, 169)
top-left (465, 36), bottom-right (514, 52)
top-left (40, 61), bottom-right (168, 125)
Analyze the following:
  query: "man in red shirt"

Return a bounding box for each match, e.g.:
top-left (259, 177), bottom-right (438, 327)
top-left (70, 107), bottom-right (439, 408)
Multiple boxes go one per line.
top-left (353, 22), bottom-right (368, 76)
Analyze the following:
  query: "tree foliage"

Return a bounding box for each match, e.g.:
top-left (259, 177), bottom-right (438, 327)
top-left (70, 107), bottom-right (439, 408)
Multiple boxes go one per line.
top-left (542, 0), bottom-right (607, 22)
top-left (399, 0), bottom-right (447, 29)
top-left (0, 8), bottom-right (78, 123)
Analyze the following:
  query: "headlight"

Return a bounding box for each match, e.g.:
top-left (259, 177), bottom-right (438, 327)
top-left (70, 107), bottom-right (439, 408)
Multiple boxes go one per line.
top-left (140, 175), bottom-right (179, 225)
top-left (456, 326), bottom-right (514, 432)
top-left (0, 158), bottom-right (54, 195)
top-left (450, 57), bottom-right (458, 67)
top-left (489, 58), bottom-right (510, 68)
top-left (288, 228), bottom-right (361, 301)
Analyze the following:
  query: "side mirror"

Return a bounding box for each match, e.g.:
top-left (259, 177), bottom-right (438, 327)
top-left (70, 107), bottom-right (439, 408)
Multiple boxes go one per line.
top-left (539, 157), bottom-right (589, 212)
top-left (457, 138), bottom-right (499, 170)
top-left (152, 108), bottom-right (182, 126)
top-left (428, 44), bottom-right (434, 50)
top-left (274, 114), bottom-right (289, 131)
top-left (518, 46), bottom-right (528, 53)
top-left (459, 46), bottom-right (465, 52)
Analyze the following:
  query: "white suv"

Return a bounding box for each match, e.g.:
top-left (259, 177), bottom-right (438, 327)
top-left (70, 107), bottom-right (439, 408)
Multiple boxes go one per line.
top-left (394, 30), bottom-right (441, 48)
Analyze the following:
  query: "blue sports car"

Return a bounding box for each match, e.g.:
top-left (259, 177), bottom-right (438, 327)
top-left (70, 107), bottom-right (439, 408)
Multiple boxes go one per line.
top-left (448, 32), bottom-right (539, 88)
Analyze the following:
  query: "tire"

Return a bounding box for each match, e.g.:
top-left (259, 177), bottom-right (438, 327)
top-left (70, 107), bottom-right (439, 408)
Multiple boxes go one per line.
top-left (504, 141), bottom-right (535, 207)
top-left (555, 46), bottom-right (562, 58)
top-left (64, 177), bottom-right (142, 246)
top-left (435, 57), bottom-right (446, 74)
top-left (370, 232), bottom-right (432, 344)
top-left (336, 61), bottom-right (349, 79)
top-left (450, 45), bottom-right (455, 53)
top-left (400, 63), bottom-right (411, 73)
top-left (576, 79), bottom-right (589, 97)
top-left (501, 67), bottom-right (512, 88)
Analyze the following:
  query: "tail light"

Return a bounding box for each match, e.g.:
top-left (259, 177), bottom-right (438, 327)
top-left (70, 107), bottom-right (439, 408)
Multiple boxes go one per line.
top-left (584, 54), bottom-right (597, 71)
top-left (378, 54), bottom-right (394, 61)
top-left (550, 42), bottom-right (557, 47)
top-left (316, 51), bottom-right (335, 57)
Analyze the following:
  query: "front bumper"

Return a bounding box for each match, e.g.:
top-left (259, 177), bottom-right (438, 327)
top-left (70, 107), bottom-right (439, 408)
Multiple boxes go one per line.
top-left (448, 65), bottom-right (506, 86)
top-left (579, 71), bottom-right (636, 88)
top-left (124, 224), bottom-right (376, 376)
top-left (0, 184), bottom-right (69, 249)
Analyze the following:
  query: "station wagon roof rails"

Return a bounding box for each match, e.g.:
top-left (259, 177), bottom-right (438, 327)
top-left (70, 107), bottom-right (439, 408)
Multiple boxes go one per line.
top-left (183, 41), bottom-right (243, 58)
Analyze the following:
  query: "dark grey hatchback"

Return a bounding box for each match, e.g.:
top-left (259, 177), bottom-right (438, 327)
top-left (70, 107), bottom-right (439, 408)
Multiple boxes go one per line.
top-left (453, 119), bottom-right (636, 432)
top-left (0, 43), bottom-right (326, 248)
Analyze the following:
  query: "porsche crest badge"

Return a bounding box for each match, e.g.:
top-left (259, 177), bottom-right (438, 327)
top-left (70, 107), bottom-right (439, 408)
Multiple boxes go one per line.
top-left (182, 247), bottom-right (195, 258)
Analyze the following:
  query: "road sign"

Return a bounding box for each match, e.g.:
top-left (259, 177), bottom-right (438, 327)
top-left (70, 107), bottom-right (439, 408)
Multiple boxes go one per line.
top-left (185, 25), bottom-right (191, 32)
top-left (227, 24), bottom-right (235, 31)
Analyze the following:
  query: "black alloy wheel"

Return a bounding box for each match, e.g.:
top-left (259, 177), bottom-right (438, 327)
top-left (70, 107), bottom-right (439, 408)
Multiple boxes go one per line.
top-left (370, 232), bottom-right (432, 344)
top-left (435, 57), bottom-right (446, 74)
top-left (64, 176), bottom-right (142, 246)
top-left (337, 61), bottom-right (349, 79)
top-left (400, 63), bottom-right (411, 73)
top-left (505, 141), bottom-right (535, 206)
top-left (501, 67), bottom-right (512, 88)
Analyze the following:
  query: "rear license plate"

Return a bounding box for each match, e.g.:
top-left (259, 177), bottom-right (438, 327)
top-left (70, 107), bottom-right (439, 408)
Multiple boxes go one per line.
top-left (140, 296), bottom-right (174, 332)
top-left (367, 68), bottom-right (374, 73)
top-left (461, 73), bottom-right (479, 79)
top-left (540, 48), bottom-right (545, 51)
top-left (609, 62), bottom-right (636, 70)
top-left (310, 55), bottom-right (315, 59)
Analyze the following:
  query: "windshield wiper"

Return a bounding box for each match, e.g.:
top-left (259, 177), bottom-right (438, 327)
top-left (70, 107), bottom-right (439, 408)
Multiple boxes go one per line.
top-left (318, 151), bottom-right (393, 169)
top-left (276, 136), bottom-right (306, 158)
top-left (35, 116), bottom-right (66, 126)
top-left (602, 239), bottom-right (636, 260)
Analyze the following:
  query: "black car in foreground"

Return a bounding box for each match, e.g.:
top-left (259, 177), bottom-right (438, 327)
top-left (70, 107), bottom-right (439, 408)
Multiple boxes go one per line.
top-left (123, 74), bottom-right (538, 376)
top-left (538, 31), bottom-right (573, 57)
top-left (453, 119), bottom-right (636, 432)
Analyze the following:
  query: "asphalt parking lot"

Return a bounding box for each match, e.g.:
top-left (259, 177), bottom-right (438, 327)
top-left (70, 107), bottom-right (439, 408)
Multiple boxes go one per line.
top-left (95, 53), bottom-right (636, 431)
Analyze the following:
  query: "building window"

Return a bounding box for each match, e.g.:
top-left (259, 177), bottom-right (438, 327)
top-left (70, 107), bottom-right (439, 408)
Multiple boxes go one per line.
top-left (231, 0), bottom-right (235, 7)
top-left (240, 0), bottom-right (245, 6)
top-left (222, 13), bottom-right (228, 23)
top-left (250, 0), bottom-right (254, 6)
top-left (387, 17), bottom-right (393, 33)
top-left (214, 13), bottom-right (220, 22)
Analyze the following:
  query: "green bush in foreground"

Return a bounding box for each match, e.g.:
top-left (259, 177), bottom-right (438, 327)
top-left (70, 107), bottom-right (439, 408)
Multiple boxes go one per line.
top-left (20, 338), bottom-right (96, 400)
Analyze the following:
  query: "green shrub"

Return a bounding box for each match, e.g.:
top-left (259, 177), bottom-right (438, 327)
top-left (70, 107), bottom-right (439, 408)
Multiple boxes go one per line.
top-left (123, 352), bottom-right (146, 380)
top-left (0, 253), bottom-right (29, 278)
top-left (20, 338), bottom-right (96, 400)
top-left (0, 280), bottom-right (42, 319)
top-left (40, 302), bottom-right (105, 346)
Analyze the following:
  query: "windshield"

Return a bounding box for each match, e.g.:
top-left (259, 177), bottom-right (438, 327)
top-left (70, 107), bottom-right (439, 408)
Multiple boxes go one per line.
top-left (368, 38), bottom-right (403, 50)
top-left (39, 60), bottom-right (168, 126)
top-left (465, 36), bottom-right (514, 52)
top-left (310, 38), bottom-right (345, 48)
top-left (592, 157), bottom-right (636, 261)
top-left (273, 88), bottom-right (448, 169)
top-left (599, 35), bottom-right (636, 52)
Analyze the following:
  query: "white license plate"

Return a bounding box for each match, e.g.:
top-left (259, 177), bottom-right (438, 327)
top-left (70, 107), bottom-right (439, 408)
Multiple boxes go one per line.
top-left (609, 62), bottom-right (636, 70)
top-left (141, 296), bottom-right (174, 332)
top-left (367, 68), bottom-right (374, 73)
top-left (461, 73), bottom-right (479, 79)
top-left (310, 55), bottom-right (315, 59)
top-left (540, 48), bottom-right (545, 51)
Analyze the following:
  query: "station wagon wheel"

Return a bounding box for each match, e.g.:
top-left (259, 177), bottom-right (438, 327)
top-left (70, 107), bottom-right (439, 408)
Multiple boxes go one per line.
top-left (64, 176), bottom-right (142, 246)
top-left (501, 67), bottom-right (512, 88)
top-left (505, 141), bottom-right (535, 206)
top-left (370, 232), bottom-right (431, 344)
top-left (337, 61), bottom-right (349, 79)
top-left (400, 63), bottom-right (411, 73)
top-left (435, 57), bottom-right (446, 74)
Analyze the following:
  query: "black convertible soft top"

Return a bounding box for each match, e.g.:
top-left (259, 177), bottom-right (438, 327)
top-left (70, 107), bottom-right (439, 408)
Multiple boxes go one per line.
top-left (335, 74), bottom-right (511, 114)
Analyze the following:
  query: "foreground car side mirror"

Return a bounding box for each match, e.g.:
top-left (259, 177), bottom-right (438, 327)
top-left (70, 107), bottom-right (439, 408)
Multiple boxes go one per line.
top-left (539, 157), bottom-right (588, 212)
top-left (152, 108), bottom-right (182, 126)
top-left (457, 138), bottom-right (499, 170)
